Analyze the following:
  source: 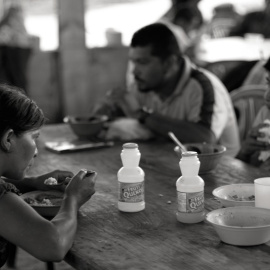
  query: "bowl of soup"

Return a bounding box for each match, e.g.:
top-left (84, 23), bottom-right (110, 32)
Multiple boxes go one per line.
top-left (174, 143), bottom-right (226, 174)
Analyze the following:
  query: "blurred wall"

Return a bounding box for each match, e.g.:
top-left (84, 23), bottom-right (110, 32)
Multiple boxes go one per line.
top-left (27, 46), bottom-right (129, 123)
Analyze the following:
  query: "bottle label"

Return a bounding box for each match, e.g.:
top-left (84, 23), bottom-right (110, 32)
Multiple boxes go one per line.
top-left (118, 182), bottom-right (144, 203)
top-left (177, 191), bottom-right (204, 213)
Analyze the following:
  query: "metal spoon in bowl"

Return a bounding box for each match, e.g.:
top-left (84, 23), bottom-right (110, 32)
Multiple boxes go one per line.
top-left (168, 131), bottom-right (188, 152)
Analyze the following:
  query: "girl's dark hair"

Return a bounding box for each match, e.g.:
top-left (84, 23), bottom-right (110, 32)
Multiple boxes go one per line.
top-left (131, 23), bottom-right (181, 60)
top-left (0, 84), bottom-right (45, 137)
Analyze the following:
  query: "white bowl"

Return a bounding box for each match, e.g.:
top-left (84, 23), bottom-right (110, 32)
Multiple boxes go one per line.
top-left (206, 206), bottom-right (270, 246)
top-left (212, 184), bottom-right (255, 207)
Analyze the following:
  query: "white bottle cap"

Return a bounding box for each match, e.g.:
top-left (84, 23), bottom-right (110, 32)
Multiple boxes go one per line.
top-left (123, 143), bottom-right (138, 149)
top-left (181, 151), bottom-right (197, 157)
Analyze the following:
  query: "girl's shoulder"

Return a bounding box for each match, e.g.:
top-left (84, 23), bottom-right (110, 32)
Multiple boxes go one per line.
top-left (0, 180), bottom-right (21, 267)
top-left (0, 179), bottom-right (21, 199)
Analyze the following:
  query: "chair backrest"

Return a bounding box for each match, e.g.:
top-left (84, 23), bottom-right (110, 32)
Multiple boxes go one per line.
top-left (210, 18), bottom-right (236, 38)
top-left (230, 84), bottom-right (267, 141)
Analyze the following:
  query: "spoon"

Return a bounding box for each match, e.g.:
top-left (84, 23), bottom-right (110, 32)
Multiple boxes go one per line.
top-left (168, 131), bottom-right (188, 152)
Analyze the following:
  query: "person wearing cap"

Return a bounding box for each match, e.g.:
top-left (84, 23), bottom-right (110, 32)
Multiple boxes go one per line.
top-left (93, 22), bottom-right (240, 157)
top-left (236, 57), bottom-right (270, 169)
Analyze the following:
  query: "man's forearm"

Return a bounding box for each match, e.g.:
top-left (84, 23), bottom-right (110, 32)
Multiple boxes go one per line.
top-left (144, 112), bottom-right (216, 143)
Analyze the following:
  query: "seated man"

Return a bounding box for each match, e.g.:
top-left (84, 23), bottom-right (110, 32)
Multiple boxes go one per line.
top-left (93, 22), bottom-right (240, 157)
top-left (237, 57), bottom-right (270, 169)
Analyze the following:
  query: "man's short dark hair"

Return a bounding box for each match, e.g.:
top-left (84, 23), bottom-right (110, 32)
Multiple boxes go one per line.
top-left (130, 23), bottom-right (181, 60)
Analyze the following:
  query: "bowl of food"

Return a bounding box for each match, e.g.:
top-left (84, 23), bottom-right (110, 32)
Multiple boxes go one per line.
top-left (21, 190), bottom-right (63, 217)
top-left (206, 206), bottom-right (270, 246)
top-left (174, 143), bottom-right (226, 174)
top-left (63, 115), bottom-right (108, 140)
top-left (213, 184), bottom-right (255, 207)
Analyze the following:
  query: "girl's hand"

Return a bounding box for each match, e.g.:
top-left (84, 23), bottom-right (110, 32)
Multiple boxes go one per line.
top-left (65, 169), bottom-right (97, 208)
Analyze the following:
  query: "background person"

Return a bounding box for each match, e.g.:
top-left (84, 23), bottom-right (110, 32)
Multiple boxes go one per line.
top-left (205, 3), bottom-right (241, 39)
top-left (236, 57), bottom-right (270, 170)
top-left (0, 3), bottom-right (34, 92)
top-left (0, 84), bottom-right (96, 267)
top-left (93, 22), bottom-right (240, 157)
top-left (229, 0), bottom-right (270, 39)
top-left (162, 0), bottom-right (203, 39)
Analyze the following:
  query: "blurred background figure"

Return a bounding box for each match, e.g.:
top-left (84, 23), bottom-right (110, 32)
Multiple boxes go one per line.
top-left (160, 0), bottom-right (204, 62)
top-left (236, 57), bottom-right (270, 170)
top-left (229, 0), bottom-right (270, 38)
top-left (170, 0), bottom-right (203, 41)
top-left (0, 0), bottom-right (34, 92)
top-left (206, 3), bottom-right (241, 39)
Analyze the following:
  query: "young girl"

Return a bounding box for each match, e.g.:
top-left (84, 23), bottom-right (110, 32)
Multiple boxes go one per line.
top-left (0, 84), bottom-right (97, 267)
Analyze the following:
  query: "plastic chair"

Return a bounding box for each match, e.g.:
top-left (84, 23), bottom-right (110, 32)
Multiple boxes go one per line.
top-left (205, 60), bottom-right (258, 92)
top-left (230, 85), bottom-right (267, 141)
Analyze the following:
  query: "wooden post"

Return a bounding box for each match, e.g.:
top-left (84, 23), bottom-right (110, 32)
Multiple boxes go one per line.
top-left (58, 0), bottom-right (91, 116)
top-left (0, 0), bottom-right (3, 20)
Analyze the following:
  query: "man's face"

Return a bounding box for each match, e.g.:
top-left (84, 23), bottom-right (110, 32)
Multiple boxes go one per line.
top-left (128, 45), bottom-right (167, 92)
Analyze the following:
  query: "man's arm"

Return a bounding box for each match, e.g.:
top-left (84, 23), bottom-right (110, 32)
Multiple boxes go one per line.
top-left (236, 123), bottom-right (270, 163)
top-left (142, 111), bottom-right (216, 143)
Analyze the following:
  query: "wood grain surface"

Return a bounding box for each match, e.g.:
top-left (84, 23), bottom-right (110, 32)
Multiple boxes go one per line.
top-left (32, 124), bottom-right (270, 270)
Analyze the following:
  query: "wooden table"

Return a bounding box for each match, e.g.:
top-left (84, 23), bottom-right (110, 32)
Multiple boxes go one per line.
top-left (32, 124), bottom-right (270, 270)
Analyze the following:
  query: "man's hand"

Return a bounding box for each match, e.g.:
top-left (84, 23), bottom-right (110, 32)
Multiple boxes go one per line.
top-left (105, 118), bottom-right (154, 141)
top-left (240, 137), bottom-right (268, 156)
top-left (106, 87), bottom-right (140, 117)
top-left (237, 124), bottom-right (270, 163)
top-left (249, 122), bottom-right (270, 140)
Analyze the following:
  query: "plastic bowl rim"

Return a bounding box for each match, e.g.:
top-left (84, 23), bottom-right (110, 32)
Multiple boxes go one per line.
top-left (174, 144), bottom-right (226, 156)
top-left (212, 183), bottom-right (254, 203)
top-left (206, 206), bottom-right (270, 229)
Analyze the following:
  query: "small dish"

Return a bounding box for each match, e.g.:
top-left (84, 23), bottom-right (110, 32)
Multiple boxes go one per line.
top-left (213, 184), bottom-right (255, 207)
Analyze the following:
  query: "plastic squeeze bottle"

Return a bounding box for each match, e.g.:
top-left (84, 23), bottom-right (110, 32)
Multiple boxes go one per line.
top-left (176, 151), bottom-right (205, 223)
top-left (117, 143), bottom-right (145, 212)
